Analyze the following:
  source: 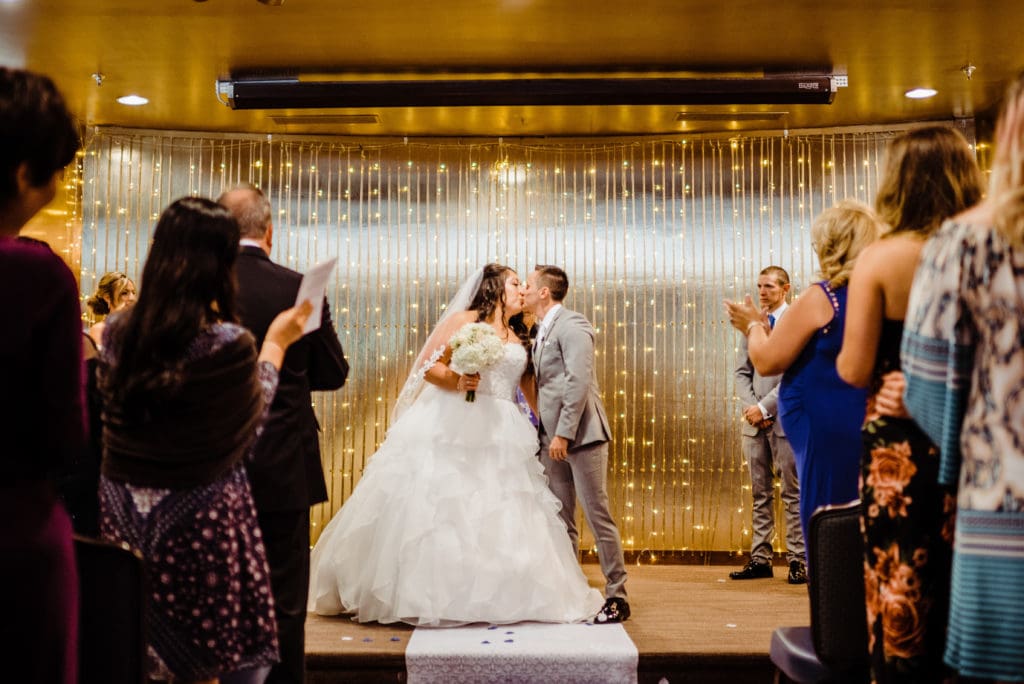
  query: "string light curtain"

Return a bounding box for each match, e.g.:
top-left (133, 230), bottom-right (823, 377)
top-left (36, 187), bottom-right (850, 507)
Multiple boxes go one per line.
top-left (76, 127), bottom-right (945, 557)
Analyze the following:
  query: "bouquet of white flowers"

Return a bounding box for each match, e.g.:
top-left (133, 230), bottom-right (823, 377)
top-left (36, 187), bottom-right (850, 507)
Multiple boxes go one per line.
top-left (448, 322), bottom-right (505, 402)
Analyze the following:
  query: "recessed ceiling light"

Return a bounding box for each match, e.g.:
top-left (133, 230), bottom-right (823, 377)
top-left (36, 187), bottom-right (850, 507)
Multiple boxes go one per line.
top-left (905, 88), bottom-right (938, 99)
top-left (117, 94), bottom-right (149, 106)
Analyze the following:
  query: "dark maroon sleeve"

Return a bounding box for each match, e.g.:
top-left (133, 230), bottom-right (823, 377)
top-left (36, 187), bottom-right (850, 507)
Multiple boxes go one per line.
top-left (40, 256), bottom-right (87, 469)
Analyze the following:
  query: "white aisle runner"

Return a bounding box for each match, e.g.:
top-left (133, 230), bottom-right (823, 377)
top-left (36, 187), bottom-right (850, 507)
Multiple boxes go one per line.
top-left (406, 622), bottom-right (638, 683)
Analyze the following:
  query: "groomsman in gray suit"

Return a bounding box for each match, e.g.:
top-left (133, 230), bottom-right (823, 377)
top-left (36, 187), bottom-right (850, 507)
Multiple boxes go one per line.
top-left (730, 265), bottom-right (806, 584)
top-left (522, 265), bottom-right (629, 623)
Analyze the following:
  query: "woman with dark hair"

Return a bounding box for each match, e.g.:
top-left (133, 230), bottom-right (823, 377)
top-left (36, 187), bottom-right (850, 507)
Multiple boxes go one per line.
top-left (308, 263), bottom-right (603, 626)
top-left (836, 125), bottom-right (985, 682)
top-left (0, 66), bottom-right (82, 683)
top-left (902, 74), bottom-right (1024, 682)
top-left (98, 196), bottom-right (311, 684)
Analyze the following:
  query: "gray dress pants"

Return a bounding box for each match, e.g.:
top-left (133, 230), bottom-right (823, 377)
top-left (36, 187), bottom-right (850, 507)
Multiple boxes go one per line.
top-left (538, 435), bottom-right (628, 599)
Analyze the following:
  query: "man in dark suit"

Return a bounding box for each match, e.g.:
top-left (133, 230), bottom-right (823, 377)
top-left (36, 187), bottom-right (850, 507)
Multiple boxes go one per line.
top-left (219, 185), bottom-right (349, 684)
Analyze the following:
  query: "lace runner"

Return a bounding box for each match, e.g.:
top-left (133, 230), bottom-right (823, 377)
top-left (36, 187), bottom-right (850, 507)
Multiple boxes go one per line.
top-left (406, 623), bottom-right (638, 683)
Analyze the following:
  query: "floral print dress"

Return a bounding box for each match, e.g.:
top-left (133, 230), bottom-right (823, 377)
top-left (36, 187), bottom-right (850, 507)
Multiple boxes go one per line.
top-left (860, 319), bottom-right (955, 684)
top-left (99, 323), bottom-right (280, 681)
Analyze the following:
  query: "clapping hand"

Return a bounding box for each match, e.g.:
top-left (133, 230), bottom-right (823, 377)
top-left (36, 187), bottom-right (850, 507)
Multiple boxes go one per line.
top-left (724, 295), bottom-right (770, 335)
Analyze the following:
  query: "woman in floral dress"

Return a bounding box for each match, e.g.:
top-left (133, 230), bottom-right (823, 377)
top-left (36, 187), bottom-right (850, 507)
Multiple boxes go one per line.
top-left (837, 126), bottom-right (984, 683)
top-left (98, 197), bottom-right (311, 683)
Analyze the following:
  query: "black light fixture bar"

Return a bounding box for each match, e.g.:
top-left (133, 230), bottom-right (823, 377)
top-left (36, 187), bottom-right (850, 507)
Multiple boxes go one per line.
top-left (217, 74), bottom-right (837, 110)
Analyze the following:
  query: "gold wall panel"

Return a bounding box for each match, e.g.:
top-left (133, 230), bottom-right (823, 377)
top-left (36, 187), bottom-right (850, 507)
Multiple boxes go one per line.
top-left (77, 126), bottom-right (971, 555)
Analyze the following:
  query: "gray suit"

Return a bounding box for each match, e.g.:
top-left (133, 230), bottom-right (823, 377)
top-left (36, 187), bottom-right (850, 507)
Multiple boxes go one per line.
top-left (534, 305), bottom-right (627, 600)
top-left (735, 327), bottom-right (804, 565)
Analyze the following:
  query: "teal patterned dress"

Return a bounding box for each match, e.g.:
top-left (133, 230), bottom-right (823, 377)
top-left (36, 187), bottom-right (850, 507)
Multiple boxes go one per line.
top-left (904, 220), bottom-right (1024, 682)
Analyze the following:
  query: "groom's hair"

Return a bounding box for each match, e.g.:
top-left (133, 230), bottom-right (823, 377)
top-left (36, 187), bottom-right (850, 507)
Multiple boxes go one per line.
top-left (535, 265), bottom-right (569, 301)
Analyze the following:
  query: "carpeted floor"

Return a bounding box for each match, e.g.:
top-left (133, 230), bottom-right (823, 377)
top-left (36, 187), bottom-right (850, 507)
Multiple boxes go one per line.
top-left (306, 563), bottom-right (811, 683)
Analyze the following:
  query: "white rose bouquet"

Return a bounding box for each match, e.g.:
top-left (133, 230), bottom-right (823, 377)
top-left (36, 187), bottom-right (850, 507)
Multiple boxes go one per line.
top-left (448, 322), bottom-right (505, 402)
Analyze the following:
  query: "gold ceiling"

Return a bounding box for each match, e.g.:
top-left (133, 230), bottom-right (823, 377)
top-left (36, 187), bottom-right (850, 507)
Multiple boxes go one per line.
top-left (2, 1), bottom-right (1022, 138)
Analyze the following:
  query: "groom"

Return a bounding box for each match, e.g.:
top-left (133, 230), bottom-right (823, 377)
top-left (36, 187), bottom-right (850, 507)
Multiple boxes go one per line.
top-left (522, 265), bottom-right (629, 623)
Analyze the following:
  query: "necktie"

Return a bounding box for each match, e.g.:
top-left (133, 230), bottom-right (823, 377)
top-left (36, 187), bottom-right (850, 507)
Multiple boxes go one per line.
top-left (768, 313), bottom-right (776, 329)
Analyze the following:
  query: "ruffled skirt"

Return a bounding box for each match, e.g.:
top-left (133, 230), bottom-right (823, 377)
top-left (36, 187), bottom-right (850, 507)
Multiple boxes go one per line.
top-left (308, 386), bottom-right (603, 626)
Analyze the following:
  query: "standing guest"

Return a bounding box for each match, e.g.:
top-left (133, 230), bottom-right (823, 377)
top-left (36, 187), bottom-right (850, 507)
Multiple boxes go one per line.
top-left (98, 196), bottom-right (312, 684)
top-left (86, 270), bottom-right (136, 349)
top-left (63, 270), bottom-right (134, 534)
top-left (837, 125), bottom-right (984, 683)
top-left (729, 266), bottom-right (807, 584)
top-left (521, 264), bottom-right (630, 622)
top-left (0, 66), bottom-right (82, 684)
top-left (902, 74), bottom-right (1024, 683)
top-left (219, 185), bottom-right (349, 684)
top-left (725, 202), bottom-right (879, 566)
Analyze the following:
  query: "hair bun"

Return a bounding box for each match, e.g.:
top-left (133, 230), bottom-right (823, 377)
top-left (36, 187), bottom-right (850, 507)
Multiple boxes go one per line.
top-left (86, 293), bottom-right (111, 315)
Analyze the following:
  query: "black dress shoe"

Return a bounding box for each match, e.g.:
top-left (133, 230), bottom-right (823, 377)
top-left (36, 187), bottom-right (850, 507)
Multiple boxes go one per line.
top-left (594, 597), bottom-right (630, 623)
top-left (788, 560), bottom-right (808, 584)
top-left (729, 559), bottom-right (773, 580)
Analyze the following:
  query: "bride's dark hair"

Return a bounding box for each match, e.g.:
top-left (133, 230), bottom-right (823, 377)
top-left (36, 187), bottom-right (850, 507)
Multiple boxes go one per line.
top-left (469, 263), bottom-right (512, 323)
top-left (470, 262), bottom-right (531, 352)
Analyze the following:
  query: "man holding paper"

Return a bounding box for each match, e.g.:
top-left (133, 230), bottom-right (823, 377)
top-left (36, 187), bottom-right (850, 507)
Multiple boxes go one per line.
top-left (220, 185), bottom-right (349, 684)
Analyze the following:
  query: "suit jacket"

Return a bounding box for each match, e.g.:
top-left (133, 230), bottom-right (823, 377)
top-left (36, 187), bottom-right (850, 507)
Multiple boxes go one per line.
top-left (734, 311), bottom-right (786, 438)
top-left (533, 307), bottom-right (611, 449)
top-left (235, 246), bottom-right (349, 512)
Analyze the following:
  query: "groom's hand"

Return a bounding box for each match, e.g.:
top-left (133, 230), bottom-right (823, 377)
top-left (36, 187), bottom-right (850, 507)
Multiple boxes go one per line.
top-left (548, 436), bottom-right (569, 461)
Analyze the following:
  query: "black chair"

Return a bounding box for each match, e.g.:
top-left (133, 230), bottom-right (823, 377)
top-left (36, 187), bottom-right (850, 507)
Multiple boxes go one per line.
top-left (770, 500), bottom-right (869, 683)
top-left (74, 534), bottom-right (147, 684)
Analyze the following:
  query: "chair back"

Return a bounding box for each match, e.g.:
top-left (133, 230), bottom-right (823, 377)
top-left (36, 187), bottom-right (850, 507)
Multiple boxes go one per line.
top-left (807, 500), bottom-right (868, 673)
top-left (74, 534), bottom-right (146, 684)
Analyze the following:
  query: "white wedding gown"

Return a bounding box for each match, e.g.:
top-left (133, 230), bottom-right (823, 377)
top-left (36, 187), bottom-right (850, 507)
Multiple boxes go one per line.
top-left (308, 343), bottom-right (604, 626)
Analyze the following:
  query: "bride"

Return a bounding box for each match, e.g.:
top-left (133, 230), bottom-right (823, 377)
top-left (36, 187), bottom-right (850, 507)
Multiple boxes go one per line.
top-left (308, 263), bottom-right (604, 626)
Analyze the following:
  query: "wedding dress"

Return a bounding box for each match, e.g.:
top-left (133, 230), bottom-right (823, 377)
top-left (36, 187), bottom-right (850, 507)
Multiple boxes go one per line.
top-left (308, 342), bottom-right (604, 626)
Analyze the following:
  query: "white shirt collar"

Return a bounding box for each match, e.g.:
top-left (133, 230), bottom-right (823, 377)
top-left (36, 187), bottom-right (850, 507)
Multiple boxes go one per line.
top-left (537, 303), bottom-right (562, 333)
top-left (239, 238), bottom-right (264, 249)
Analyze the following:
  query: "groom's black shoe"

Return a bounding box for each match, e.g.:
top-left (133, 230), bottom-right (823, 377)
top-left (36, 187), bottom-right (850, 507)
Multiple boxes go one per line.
top-left (729, 559), bottom-right (773, 580)
top-left (594, 597), bottom-right (630, 624)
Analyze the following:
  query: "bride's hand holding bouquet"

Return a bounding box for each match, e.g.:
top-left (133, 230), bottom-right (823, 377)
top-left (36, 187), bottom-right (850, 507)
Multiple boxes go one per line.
top-left (448, 322), bottom-right (504, 401)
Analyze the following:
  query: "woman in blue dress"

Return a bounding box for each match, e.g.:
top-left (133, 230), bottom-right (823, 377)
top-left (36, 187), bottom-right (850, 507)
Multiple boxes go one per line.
top-left (726, 200), bottom-right (880, 555)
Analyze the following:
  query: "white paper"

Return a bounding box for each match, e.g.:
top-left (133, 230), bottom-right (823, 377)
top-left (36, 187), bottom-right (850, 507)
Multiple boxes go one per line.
top-left (295, 257), bottom-right (337, 335)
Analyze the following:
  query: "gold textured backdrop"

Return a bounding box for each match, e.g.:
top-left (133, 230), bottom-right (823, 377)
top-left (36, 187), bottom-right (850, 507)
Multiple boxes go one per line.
top-left (70, 124), bottom-right (978, 557)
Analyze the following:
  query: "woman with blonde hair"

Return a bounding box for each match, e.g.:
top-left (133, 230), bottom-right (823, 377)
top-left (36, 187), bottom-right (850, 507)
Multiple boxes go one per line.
top-left (86, 270), bottom-right (136, 347)
top-left (837, 125), bottom-right (985, 682)
top-left (902, 75), bottom-right (1024, 682)
top-left (725, 199), bottom-right (880, 557)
